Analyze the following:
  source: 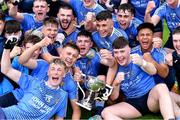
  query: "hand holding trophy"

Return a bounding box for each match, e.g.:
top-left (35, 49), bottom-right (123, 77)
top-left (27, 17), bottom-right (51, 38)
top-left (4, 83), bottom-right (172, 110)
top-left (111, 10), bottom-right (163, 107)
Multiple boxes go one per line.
top-left (76, 75), bottom-right (113, 111)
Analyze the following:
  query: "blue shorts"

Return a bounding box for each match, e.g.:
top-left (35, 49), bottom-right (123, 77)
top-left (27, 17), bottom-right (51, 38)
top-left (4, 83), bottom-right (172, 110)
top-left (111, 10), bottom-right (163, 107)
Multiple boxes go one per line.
top-left (125, 92), bottom-right (151, 115)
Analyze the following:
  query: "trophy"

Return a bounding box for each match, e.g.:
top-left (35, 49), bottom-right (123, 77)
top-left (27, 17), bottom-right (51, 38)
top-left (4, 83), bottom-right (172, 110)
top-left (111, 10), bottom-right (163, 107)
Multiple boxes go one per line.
top-left (76, 75), bottom-right (113, 111)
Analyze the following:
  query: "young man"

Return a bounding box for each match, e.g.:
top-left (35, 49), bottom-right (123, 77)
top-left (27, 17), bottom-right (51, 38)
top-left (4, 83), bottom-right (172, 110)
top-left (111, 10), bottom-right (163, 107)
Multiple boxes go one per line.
top-left (114, 3), bottom-right (142, 48)
top-left (144, 0), bottom-right (180, 51)
top-left (0, 35), bottom-right (44, 108)
top-left (31, 17), bottom-right (61, 63)
top-left (132, 22), bottom-right (175, 90)
top-left (8, 0), bottom-right (49, 32)
top-left (0, 34), bottom-right (41, 96)
top-left (165, 27), bottom-right (180, 119)
top-left (18, 40), bottom-right (81, 120)
top-left (120, 0), bottom-right (162, 38)
top-left (74, 30), bottom-right (114, 119)
top-left (61, 0), bottom-right (104, 25)
top-left (0, 20), bottom-right (22, 94)
top-left (101, 36), bottom-right (175, 120)
top-left (92, 10), bottom-right (128, 51)
top-left (75, 30), bottom-right (114, 78)
top-left (57, 2), bottom-right (79, 45)
top-left (166, 26), bottom-right (180, 92)
top-left (0, 38), bottom-right (68, 119)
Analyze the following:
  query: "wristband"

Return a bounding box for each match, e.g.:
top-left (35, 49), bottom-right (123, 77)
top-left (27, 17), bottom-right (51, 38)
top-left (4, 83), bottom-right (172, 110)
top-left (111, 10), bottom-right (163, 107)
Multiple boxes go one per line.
top-left (142, 59), bottom-right (147, 68)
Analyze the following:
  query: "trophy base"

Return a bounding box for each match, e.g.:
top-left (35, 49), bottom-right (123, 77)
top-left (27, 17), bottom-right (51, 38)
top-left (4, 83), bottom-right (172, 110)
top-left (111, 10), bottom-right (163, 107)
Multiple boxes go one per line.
top-left (76, 100), bottom-right (92, 111)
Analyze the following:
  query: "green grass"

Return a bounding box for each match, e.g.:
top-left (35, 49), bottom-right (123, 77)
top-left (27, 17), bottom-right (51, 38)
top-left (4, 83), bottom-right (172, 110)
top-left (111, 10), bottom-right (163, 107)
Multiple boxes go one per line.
top-left (162, 20), bottom-right (170, 46)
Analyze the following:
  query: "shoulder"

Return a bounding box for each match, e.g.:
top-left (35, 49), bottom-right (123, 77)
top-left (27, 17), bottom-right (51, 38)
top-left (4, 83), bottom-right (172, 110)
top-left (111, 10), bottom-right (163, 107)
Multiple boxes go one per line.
top-left (131, 45), bottom-right (141, 53)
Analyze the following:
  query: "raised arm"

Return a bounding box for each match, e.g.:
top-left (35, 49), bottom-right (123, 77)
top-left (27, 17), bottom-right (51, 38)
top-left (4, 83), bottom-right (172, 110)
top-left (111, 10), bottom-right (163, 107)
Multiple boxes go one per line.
top-left (110, 67), bottom-right (124, 101)
top-left (8, 2), bottom-right (24, 22)
top-left (41, 47), bottom-right (60, 63)
top-left (1, 39), bottom-right (21, 83)
top-left (19, 37), bottom-right (52, 69)
top-left (100, 49), bottom-right (115, 68)
top-left (144, 1), bottom-right (161, 26)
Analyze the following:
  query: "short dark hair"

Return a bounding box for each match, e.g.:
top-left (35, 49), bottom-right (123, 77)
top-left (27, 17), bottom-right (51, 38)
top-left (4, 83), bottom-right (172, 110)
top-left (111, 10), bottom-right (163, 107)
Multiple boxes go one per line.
top-left (172, 26), bottom-right (180, 35)
top-left (63, 42), bottom-right (80, 54)
top-left (58, 1), bottom-right (76, 17)
top-left (43, 17), bottom-right (59, 28)
top-left (137, 22), bottom-right (155, 33)
top-left (22, 35), bottom-right (41, 47)
top-left (118, 3), bottom-right (135, 15)
top-left (112, 36), bottom-right (129, 49)
top-left (4, 20), bottom-right (21, 33)
top-left (77, 30), bottom-right (92, 40)
top-left (96, 10), bottom-right (112, 21)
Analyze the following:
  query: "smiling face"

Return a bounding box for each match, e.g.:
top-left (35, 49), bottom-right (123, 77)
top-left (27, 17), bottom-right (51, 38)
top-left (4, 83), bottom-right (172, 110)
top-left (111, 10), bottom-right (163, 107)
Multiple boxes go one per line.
top-left (33, 0), bottom-right (49, 21)
top-left (173, 33), bottom-right (180, 54)
top-left (47, 63), bottom-right (66, 89)
top-left (60, 46), bottom-right (79, 68)
top-left (137, 28), bottom-right (153, 52)
top-left (57, 8), bottom-right (74, 30)
top-left (76, 35), bottom-right (93, 57)
top-left (113, 45), bottom-right (131, 66)
top-left (42, 23), bottom-right (58, 41)
top-left (96, 19), bottom-right (113, 37)
top-left (116, 9), bottom-right (134, 30)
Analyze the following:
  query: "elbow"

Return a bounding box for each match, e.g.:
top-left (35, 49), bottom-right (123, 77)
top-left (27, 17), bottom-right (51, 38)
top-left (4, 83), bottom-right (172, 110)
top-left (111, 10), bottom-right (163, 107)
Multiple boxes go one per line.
top-left (159, 69), bottom-right (169, 78)
top-left (1, 67), bottom-right (8, 75)
top-left (158, 66), bottom-right (169, 78)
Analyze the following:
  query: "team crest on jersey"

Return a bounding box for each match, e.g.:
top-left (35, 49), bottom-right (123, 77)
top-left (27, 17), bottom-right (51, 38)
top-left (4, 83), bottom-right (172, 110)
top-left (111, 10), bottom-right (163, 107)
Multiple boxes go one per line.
top-left (45, 95), bottom-right (53, 103)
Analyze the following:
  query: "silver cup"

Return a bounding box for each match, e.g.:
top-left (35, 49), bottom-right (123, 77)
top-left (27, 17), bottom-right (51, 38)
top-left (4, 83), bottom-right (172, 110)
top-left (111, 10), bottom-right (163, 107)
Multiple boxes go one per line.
top-left (76, 75), bottom-right (113, 111)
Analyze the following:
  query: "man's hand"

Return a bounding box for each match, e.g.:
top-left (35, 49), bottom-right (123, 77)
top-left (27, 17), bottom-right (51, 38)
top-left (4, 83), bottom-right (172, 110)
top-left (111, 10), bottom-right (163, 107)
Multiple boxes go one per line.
top-left (12, 0), bottom-right (21, 6)
top-left (131, 54), bottom-right (144, 66)
top-left (153, 37), bottom-right (162, 49)
top-left (85, 12), bottom-right (95, 22)
top-left (165, 53), bottom-right (173, 66)
top-left (145, 0), bottom-right (156, 14)
top-left (38, 37), bottom-right (53, 48)
top-left (143, 52), bottom-right (154, 63)
top-left (73, 67), bottom-right (84, 83)
top-left (100, 49), bottom-right (115, 67)
top-left (114, 72), bottom-right (124, 86)
top-left (10, 46), bottom-right (22, 58)
top-left (4, 37), bottom-right (19, 49)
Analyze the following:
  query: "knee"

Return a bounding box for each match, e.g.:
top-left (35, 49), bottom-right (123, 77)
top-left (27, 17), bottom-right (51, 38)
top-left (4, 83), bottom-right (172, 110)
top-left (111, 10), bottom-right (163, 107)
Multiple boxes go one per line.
top-left (101, 107), bottom-right (111, 119)
top-left (154, 83), bottom-right (169, 97)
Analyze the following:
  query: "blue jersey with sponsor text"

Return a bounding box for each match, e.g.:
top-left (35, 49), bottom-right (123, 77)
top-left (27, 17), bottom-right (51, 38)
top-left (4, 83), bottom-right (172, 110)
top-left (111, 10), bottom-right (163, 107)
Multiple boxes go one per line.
top-left (3, 74), bottom-right (68, 119)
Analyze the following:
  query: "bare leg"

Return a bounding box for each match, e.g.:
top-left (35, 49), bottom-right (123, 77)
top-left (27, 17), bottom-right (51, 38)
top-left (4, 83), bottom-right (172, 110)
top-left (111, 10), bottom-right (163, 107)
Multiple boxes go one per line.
top-left (70, 100), bottom-right (81, 120)
top-left (101, 102), bottom-right (142, 120)
top-left (170, 92), bottom-right (180, 118)
top-left (147, 83), bottom-right (175, 119)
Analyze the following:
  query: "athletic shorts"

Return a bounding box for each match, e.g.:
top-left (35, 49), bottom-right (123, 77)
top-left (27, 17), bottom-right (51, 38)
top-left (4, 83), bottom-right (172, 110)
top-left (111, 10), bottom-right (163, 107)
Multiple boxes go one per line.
top-left (0, 92), bottom-right (18, 107)
top-left (125, 92), bottom-right (151, 115)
